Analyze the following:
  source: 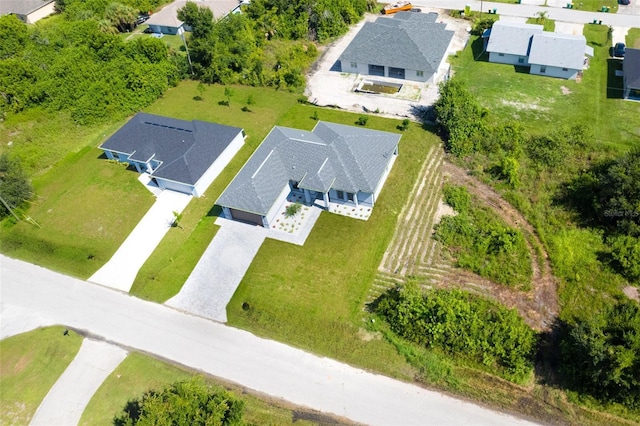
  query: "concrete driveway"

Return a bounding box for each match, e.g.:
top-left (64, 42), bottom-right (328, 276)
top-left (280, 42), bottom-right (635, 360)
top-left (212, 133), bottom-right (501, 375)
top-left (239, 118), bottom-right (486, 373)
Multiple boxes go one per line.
top-left (1, 255), bottom-right (539, 426)
top-left (166, 219), bottom-right (267, 322)
top-left (31, 339), bottom-right (127, 426)
top-left (89, 190), bottom-right (191, 292)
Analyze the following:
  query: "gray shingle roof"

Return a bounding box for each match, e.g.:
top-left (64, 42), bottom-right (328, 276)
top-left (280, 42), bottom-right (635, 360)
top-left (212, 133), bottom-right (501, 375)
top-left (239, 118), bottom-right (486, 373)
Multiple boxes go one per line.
top-left (624, 48), bottom-right (640, 90)
top-left (528, 33), bottom-right (587, 70)
top-left (340, 12), bottom-right (454, 74)
top-left (216, 122), bottom-right (401, 216)
top-left (0, 0), bottom-right (53, 15)
top-left (486, 21), bottom-right (543, 56)
top-left (100, 112), bottom-right (243, 185)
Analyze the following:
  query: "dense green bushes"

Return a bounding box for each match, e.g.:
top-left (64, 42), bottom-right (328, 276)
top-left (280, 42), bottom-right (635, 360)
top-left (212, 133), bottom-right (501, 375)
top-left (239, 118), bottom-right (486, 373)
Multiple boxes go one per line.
top-left (114, 378), bottom-right (244, 425)
top-left (0, 15), bottom-right (182, 123)
top-left (376, 283), bottom-right (536, 379)
top-left (435, 185), bottom-right (532, 288)
top-left (560, 301), bottom-right (640, 408)
top-left (0, 154), bottom-right (32, 219)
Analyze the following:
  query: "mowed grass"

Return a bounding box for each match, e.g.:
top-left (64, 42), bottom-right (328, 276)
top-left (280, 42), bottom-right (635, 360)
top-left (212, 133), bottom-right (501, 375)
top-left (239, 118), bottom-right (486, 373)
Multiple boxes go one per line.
top-left (0, 327), bottom-right (83, 425)
top-left (129, 82), bottom-right (301, 300)
top-left (81, 352), bottom-right (332, 426)
top-left (0, 147), bottom-right (155, 278)
top-left (225, 106), bottom-right (434, 376)
top-left (450, 24), bottom-right (640, 153)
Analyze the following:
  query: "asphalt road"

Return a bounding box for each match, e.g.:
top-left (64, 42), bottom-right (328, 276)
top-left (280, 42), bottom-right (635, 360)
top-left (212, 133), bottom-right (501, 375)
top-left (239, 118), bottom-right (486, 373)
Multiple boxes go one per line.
top-left (0, 255), bottom-right (538, 426)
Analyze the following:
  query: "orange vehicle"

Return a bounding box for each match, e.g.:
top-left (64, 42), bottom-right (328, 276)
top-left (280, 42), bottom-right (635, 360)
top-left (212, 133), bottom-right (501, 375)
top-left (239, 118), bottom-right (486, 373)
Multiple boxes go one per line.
top-left (382, 1), bottom-right (413, 14)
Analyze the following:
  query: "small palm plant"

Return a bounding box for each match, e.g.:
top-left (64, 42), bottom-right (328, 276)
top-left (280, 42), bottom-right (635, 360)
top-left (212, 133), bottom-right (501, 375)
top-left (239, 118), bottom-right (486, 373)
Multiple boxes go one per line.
top-left (285, 203), bottom-right (302, 218)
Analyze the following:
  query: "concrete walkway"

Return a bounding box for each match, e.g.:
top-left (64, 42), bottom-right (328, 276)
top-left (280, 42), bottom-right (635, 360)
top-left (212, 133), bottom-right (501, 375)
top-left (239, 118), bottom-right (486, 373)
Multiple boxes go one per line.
top-left (1, 255), bottom-right (539, 426)
top-left (166, 219), bottom-right (267, 322)
top-left (30, 339), bottom-right (127, 426)
top-left (89, 190), bottom-right (191, 292)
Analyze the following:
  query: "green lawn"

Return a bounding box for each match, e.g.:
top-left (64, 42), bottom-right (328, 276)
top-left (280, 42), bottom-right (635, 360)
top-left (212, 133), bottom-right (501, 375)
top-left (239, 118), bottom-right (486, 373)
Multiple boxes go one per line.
top-left (526, 17), bottom-right (555, 32)
top-left (81, 352), bottom-right (330, 425)
top-left (0, 327), bottom-right (83, 425)
top-left (628, 28), bottom-right (640, 48)
top-left (0, 146), bottom-right (155, 278)
top-left (129, 82), bottom-right (302, 300)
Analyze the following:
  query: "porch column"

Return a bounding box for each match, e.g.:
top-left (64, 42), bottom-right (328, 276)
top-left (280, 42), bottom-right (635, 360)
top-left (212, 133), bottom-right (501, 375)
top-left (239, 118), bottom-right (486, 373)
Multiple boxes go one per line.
top-left (353, 193), bottom-right (358, 207)
top-left (323, 192), bottom-right (330, 211)
top-left (133, 163), bottom-right (142, 173)
top-left (222, 207), bottom-right (231, 219)
top-left (304, 189), bottom-right (311, 204)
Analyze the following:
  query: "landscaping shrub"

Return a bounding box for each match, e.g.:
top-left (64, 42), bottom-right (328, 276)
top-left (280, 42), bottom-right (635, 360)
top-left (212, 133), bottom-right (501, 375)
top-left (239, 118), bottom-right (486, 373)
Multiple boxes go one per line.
top-left (376, 283), bottom-right (536, 379)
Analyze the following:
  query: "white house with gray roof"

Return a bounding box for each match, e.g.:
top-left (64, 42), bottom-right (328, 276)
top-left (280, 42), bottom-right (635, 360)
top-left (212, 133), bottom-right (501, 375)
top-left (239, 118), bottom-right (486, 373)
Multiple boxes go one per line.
top-left (0, 0), bottom-right (56, 24)
top-left (216, 122), bottom-right (401, 227)
top-left (339, 12), bottom-right (454, 83)
top-left (485, 21), bottom-right (543, 66)
top-left (146, 0), bottom-right (243, 35)
top-left (100, 113), bottom-right (244, 197)
top-left (486, 20), bottom-right (592, 80)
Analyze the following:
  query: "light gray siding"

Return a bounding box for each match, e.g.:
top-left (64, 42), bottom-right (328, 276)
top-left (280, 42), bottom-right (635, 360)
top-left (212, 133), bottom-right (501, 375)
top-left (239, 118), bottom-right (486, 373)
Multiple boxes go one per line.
top-left (530, 64), bottom-right (579, 80)
top-left (489, 52), bottom-right (528, 66)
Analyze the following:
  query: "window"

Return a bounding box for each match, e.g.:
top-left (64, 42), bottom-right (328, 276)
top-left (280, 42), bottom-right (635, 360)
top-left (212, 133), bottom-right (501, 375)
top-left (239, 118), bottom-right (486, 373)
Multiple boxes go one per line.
top-left (416, 70), bottom-right (424, 77)
top-left (562, 67), bottom-right (568, 71)
top-left (350, 62), bottom-right (357, 68)
top-left (336, 190), bottom-right (344, 200)
top-left (540, 65), bottom-right (546, 73)
top-left (518, 57), bottom-right (524, 64)
top-left (498, 53), bottom-right (505, 57)
top-left (347, 192), bottom-right (355, 202)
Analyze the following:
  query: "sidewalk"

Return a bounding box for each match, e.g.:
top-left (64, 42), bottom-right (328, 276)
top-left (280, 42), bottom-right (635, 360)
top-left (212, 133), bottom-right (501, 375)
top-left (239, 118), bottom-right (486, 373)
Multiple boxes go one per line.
top-left (30, 339), bottom-right (127, 426)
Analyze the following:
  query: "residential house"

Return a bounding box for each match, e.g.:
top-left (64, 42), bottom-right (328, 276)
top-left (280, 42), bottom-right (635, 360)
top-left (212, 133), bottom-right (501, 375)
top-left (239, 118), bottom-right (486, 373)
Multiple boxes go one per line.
top-left (485, 21), bottom-right (543, 66)
top-left (486, 20), bottom-right (593, 80)
top-left (216, 122), bottom-right (401, 227)
top-left (0, 0), bottom-right (56, 24)
top-left (100, 113), bottom-right (245, 197)
top-left (146, 0), bottom-right (243, 35)
top-left (339, 12), bottom-right (455, 83)
top-left (623, 48), bottom-right (640, 100)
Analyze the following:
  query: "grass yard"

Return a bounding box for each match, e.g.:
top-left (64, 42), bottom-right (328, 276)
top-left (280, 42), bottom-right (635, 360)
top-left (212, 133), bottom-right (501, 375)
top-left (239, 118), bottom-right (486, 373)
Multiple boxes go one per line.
top-left (526, 17), bottom-right (555, 32)
top-left (628, 28), bottom-right (640, 48)
top-left (0, 327), bottom-right (83, 425)
top-left (129, 82), bottom-right (301, 300)
top-left (81, 352), bottom-right (334, 425)
top-left (0, 147), bottom-right (155, 278)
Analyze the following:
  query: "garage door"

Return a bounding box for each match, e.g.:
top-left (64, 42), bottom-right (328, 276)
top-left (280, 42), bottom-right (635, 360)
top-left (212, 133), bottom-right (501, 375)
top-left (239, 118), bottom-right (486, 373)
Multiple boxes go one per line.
top-left (388, 67), bottom-right (405, 79)
top-left (230, 209), bottom-right (264, 226)
top-left (368, 64), bottom-right (385, 76)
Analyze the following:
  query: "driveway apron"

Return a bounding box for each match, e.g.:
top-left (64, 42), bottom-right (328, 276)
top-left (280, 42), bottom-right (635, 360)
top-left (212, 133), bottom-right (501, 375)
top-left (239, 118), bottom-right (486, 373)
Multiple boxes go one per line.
top-left (166, 220), bottom-right (267, 322)
top-left (89, 190), bottom-right (191, 292)
top-left (30, 339), bottom-right (127, 426)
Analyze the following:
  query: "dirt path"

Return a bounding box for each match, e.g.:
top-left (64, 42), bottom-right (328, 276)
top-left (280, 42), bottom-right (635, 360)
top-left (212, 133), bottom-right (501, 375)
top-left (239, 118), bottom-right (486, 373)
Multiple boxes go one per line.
top-left (442, 161), bottom-right (558, 331)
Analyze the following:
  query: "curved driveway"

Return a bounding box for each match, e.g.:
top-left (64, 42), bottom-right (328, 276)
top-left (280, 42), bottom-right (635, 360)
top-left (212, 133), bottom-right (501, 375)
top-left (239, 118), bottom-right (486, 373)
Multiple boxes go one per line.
top-left (0, 255), bottom-right (538, 426)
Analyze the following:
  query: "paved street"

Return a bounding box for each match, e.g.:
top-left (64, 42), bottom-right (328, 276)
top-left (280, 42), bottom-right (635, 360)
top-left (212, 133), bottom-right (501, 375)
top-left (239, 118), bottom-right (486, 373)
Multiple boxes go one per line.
top-left (0, 255), bottom-right (538, 426)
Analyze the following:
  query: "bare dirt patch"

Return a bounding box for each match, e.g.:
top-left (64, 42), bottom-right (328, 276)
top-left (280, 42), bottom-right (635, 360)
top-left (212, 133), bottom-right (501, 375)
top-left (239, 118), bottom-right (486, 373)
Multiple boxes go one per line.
top-left (560, 86), bottom-right (572, 95)
top-left (433, 199), bottom-right (456, 225)
top-left (501, 100), bottom-right (549, 111)
top-left (623, 285), bottom-right (639, 302)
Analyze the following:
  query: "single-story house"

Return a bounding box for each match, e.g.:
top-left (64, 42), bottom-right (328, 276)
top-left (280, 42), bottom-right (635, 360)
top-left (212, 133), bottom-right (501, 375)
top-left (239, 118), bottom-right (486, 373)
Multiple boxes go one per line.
top-left (485, 21), bottom-right (543, 66)
top-left (486, 20), bottom-right (593, 80)
top-left (216, 121), bottom-right (401, 227)
top-left (623, 48), bottom-right (640, 100)
top-left (0, 0), bottom-right (56, 24)
top-left (146, 0), bottom-right (244, 35)
top-left (100, 113), bottom-right (245, 197)
top-left (528, 33), bottom-right (592, 80)
top-left (339, 12), bottom-right (455, 83)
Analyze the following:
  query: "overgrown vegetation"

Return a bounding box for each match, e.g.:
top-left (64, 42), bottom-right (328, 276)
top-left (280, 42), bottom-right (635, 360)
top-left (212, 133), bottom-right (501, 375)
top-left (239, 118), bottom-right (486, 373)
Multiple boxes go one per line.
top-left (0, 153), bottom-right (32, 219)
top-left (435, 185), bottom-right (532, 288)
top-left (375, 283), bottom-right (536, 381)
top-left (114, 377), bottom-right (245, 425)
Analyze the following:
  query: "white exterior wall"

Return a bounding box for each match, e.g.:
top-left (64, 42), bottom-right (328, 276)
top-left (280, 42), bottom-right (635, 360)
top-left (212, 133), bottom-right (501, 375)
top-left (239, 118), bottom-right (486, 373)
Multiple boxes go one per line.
top-left (264, 184), bottom-right (291, 227)
top-left (25, 2), bottom-right (56, 24)
top-left (192, 132), bottom-right (244, 197)
top-left (403, 69), bottom-right (429, 83)
top-left (156, 178), bottom-right (194, 195)
top-left (341, 60), bottom-right (368, 75)
top-left (148, 24), bottom-right (181, 35)
top-left (489, 52), bottom-right (528, 66)
top-left (530, 64), bottom-right (579, 80)
top-left (372, 147), bottom-right (398, 203)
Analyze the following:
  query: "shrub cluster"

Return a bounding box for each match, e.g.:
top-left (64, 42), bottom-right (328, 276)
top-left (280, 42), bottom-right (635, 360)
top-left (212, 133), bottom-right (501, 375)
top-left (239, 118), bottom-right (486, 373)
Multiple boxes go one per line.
top-left (376, 283), bottom-right (536, 378)
top-left (435, 185), bottom-right (532, 287)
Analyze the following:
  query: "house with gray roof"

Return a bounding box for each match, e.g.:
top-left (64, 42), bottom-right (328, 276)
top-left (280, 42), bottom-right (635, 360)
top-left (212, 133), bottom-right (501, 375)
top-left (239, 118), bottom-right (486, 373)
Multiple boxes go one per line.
top-left (146, 0), bottom-right (243, 35)
top-left (100, 113), bottom-right (244, 197)
top-left (486, 20), bottom-right (592, 80)
top-left (0, 0), bottom-right (56, 24)
top-left (339, 12), bottom-right (454, 83)
top-left (623, 48), bottom-right (640, 100)
top-left (528, 33), bottom-right (591, 80)
top-left (216, 122), bottom-right (401, 227)
top-left (485, 21), bottom-right (543, 66)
